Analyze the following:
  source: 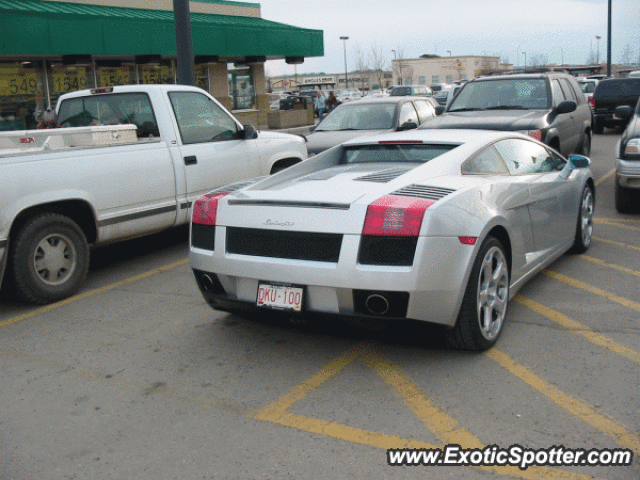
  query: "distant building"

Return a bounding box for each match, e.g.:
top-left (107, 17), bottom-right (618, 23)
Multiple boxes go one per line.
top-left (391, 56), bottom-right (511, 85)
top-left (269, 70), bottom-right (393, 93)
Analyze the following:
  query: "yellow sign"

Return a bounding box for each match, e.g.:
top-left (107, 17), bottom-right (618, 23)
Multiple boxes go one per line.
top-left (0, 69), bottom-right (39, 97)
top-left (140, 66), bottom-right (172, 85)
top-left (99, 67), bottom-right (133, 87)
top-left (51, 67), bottom-right (88, 94)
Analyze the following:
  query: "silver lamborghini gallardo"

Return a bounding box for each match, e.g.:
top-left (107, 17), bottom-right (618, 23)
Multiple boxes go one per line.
top-left (190, 129), bottom-right (594, 351)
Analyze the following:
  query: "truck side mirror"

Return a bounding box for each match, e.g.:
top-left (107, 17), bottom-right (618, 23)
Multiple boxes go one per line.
top-left (241, 125), bottom-right (258, 139)
top-left (554, 100), bottom-right (577, 115)
top-left (614, 105), bottom-right (634, 121)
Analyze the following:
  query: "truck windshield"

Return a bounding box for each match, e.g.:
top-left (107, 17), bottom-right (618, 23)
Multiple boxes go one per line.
top-left (450, 79), bottom-right (550, 111)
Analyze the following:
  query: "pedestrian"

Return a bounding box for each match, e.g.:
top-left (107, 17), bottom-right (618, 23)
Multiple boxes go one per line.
top-left (314, 91), bottom-right (326, 120)
top-left (326, 91), bottom-right (338, 112)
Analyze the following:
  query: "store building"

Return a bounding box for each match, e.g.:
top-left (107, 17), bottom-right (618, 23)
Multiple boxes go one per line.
top-left (391, 56), bottom-right (511, 86)
top-left (0, 0), bottom-right (323, 130)
top-left (269, 70), bottom-right (393, 93)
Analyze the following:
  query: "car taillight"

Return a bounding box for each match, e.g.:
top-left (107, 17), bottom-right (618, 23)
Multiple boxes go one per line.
top-left (192, 192), bottom-right (230, 225)
top-left (527, 130), bottom-right (543, 142)
top-left (588, 97), bottom-right (595, 108)
top-left (362, 195), bottom-right (434, 236)
top-left (458, 236), bottom-right (477, 245)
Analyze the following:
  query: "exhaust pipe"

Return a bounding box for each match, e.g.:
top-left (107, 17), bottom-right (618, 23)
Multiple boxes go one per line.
top-left (365, 294), bottom-right (390, 316)
top-left (200, 273), bottom-right (216, 293)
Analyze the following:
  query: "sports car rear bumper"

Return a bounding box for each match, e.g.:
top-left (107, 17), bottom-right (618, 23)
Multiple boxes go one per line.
top-left (190, 230), bottom-right (477, 327)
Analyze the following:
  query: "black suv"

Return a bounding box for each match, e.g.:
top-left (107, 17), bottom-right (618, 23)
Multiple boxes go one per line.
top-left (592, 78), bottom-right (640, 134)
top-left (420, 73), bottom-right (593, 157)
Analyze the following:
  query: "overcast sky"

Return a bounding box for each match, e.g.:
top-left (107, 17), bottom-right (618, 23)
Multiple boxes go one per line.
top-left (258, 0), bottom-right (640, 77)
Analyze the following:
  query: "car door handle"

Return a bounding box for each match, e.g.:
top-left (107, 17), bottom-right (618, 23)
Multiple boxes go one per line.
top-left (184, 155), bottom-right (197, 165)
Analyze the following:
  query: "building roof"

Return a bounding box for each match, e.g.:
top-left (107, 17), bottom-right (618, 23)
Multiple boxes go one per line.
top-left (0, 0), bottom-right (323, 58)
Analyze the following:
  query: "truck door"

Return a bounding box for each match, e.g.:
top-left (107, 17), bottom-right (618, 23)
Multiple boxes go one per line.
top-left (167, 91), bottom-right (261, 208)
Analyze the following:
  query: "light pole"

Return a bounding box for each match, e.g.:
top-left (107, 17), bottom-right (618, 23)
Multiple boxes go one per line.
top-left (596, 35), bottom-right (601, 64)
top-left (340, 36), bottom-right (349, 90)
top-left (522, 51), bottom-right (527, 70)
top-left (447, 50), bottom-right (451, 57)
top-left (561, 47), bottom-right (564, 66)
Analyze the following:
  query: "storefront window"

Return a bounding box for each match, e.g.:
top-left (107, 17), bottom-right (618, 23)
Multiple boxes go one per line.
top-left (138, 64), bottom-right (173, 85)
top-left (98, 65), bottom-right (135, 87)
top-left (195, 65), bottom-right (208, 91)
top-left (0, 62), bottom-right (45, 130)
top-left (228, 64), bottom-right (255, 110)
top-left (49, 64), bottom-right (93, 109)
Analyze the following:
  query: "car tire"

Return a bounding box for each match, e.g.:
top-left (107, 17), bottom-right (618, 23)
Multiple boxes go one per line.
top-left (615, 180), bottom-right (636, 214)
top-left (570, 185), bottom-right (594, 254)
top-left (577, 131), bottom-right (591, 157)
top-left (594, 118), bottom-right (604, 134)
top-left (446, 236), bottom-right (509, 351)
top-left (11, 213), bottom-right (89, 304)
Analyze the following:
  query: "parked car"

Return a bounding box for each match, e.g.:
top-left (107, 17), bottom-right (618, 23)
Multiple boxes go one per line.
top-left (611, 98), bottom-right (640, 213)
top-left (592, 78), bottom-right (640, 134)
top-left (189, 129), bottom-right (594, 351)
top-left (337, 91), bottom-right (363, 103)
top-left (421, 73), bottom-right (593, 157)
top-left (578, 79), bottom-right (598, 103)
top-left (390, 85), bottom-right (433, 97)
top-left (0, 84), bottom-right (308, 304)
top-left (304, 96), bottom-right (439, 155)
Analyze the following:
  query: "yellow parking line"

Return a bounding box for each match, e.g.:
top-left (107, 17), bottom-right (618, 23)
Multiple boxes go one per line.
top-left (486, 348), bottom-right (640, 454)
top-left (580, 255), bottom-right (640, 277)
top-left (542, 270), bottom-right (640, 313)
top-left (0, 258), bottom-right (189, 328)
top-left (594, 168), bottom-right (615, 186)
top-left (515, 295), bottom-right (640, 364)
top-left (593, 236), bottom-right (640, 252)
top-left (595, 217), bottom-right (640, 223)
top-left (252, 343), bottom-right (609, 479)
top-left (595, 219), bottom-right (640, 231)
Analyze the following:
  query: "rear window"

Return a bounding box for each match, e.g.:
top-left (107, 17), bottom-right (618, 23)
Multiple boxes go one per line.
top-left (341, 143), bottom-right (458, 164)
top-left (594, 79), bottom-right (640, 97)
top-left (57, 92), bottom-right (160, 139)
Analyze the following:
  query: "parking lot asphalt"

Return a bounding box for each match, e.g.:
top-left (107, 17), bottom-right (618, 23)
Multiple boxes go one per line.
top-left (0, 131), bottom-right (638, 480)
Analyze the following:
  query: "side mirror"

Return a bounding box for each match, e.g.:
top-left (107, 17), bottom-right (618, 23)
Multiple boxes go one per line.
top-left (614, 105), bottom-right (634, 121)
top-left (555, 100), bottom-right (577, 115)
top-left (569, 154), bottom-right (590, 169)
top-left (435, 105), bottom-right (446, 115)
top-left (397, 121), bottom-right (418, 131)
top-left (241, 124), bottom-right (258, 139)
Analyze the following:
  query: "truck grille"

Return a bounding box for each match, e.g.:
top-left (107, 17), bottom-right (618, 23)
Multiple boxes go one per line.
top-left (226, 228), bottom-right (342, 262)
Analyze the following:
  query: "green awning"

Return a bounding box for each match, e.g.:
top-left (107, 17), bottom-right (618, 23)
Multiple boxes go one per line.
top-left (0, 0), bottom-right (323, 58)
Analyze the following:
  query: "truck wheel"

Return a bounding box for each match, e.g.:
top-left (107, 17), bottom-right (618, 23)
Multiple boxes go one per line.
top-left (577, 132), bottom-right (591, 157)
top-left (11, 213), bottom-right (89, 304)
top-left (615, 180), bottom-right (636, 214)
top-left (446, 236), bottom-right (509, 351)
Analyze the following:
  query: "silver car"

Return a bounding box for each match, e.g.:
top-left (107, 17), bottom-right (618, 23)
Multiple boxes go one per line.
top-left (305, 96), bottom-right (439, 155)
top-left (190, 129), bottom-right (594, 351)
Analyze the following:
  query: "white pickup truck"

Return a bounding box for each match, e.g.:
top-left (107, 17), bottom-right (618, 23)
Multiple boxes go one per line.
top-left (0, 84), bottom-right (308, 304)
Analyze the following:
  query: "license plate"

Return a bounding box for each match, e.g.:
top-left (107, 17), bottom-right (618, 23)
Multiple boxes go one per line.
top-left (257, 283), bottom-right (303, 311)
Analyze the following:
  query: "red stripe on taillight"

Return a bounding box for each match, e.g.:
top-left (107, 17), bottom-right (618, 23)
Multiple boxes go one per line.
top-left (362, 195), bottom-right (434, 236)
top-left (192, 192), bottom-right (230, 225)
top-left (588, 97), bottom-right (595, 107)
top-left (378, 140), bottom-right (423, 145)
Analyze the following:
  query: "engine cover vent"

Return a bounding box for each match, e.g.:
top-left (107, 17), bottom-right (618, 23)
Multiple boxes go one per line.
top-left (391, 184), bottom-right (456, 201)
